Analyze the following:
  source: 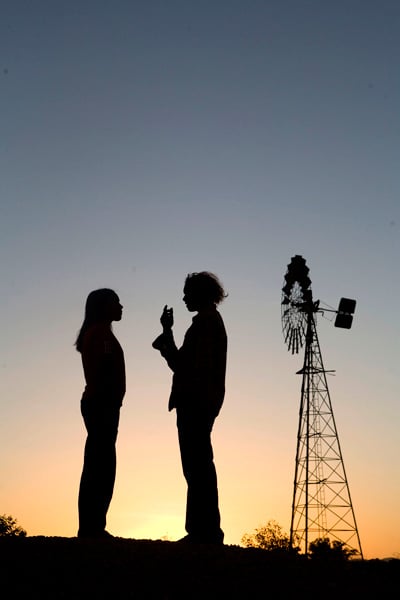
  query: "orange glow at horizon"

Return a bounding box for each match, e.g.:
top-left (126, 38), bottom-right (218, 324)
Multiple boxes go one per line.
top-left (3, 382), bottom-right (398, 559)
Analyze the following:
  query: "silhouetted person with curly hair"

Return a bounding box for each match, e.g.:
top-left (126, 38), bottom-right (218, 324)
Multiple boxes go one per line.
top-left (76, 288), bottom-right (125, 538)
top-left (153, 272), bottom-right (227, 544)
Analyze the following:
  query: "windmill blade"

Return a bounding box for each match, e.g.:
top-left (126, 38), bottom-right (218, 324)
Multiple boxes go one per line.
top-left (288, 328), bottom-right (294, 353)
top-left (284, 324), bottom-right (291, 345)
top-left (293, 329), bottom-right (298, 355)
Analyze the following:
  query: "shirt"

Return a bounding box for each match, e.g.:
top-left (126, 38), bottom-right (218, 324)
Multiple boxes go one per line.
top-left (160, 307), bottom-right (227, 417)
top-left (81, 323), bottom-right (126, 407)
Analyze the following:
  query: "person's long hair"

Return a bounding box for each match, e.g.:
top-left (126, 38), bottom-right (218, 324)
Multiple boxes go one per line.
top-left (75, 288), bottom-right (118, 353)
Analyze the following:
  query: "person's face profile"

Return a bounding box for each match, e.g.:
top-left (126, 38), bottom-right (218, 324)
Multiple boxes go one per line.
top-left (108, 296), bottom-right (123, 321)
top-left (183, 286), bottom-right (199, 312)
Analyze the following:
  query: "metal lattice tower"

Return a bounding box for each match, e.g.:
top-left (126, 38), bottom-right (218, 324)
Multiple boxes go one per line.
top-left (282, 255), bottom-right (363, 558)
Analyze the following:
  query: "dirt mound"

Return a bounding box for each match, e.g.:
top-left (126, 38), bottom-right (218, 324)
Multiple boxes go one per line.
top-left (1, 536), bottom-right (398, 599)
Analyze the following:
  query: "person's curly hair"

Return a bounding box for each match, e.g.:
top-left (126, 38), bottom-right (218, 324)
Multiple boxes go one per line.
top-left (184, 272), bottom-right (228, 305)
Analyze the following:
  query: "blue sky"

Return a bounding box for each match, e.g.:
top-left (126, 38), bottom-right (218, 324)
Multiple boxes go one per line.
top-left (1, 1), bottom-right (399, 557)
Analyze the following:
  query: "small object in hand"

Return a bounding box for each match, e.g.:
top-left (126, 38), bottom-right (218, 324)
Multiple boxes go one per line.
top-left (161, 305), bottom-right (174, 330)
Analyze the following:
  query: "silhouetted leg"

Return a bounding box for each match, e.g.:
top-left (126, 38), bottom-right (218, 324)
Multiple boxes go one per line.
top-left (78, 402), bottom-right (119, 537)
top-left (177, 410), bottom-right (223, 543)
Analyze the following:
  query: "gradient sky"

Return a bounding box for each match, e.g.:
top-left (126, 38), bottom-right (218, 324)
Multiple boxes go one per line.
top-left (1, 1), bottom-right (399, 558)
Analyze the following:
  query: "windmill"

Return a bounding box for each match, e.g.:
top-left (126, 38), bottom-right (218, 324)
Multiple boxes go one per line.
top-left (281, 255), bottom-right (363, 558)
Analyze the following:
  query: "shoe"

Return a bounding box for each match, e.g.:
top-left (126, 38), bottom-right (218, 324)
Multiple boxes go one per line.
top-left (176, 533), bottom-right (224, 545)
top-left (176, 535), bottom-right (193, 544)
top-left (99, 530), bottom-right (115, 539)
top-left (77, 530), bottom-right (115, 539)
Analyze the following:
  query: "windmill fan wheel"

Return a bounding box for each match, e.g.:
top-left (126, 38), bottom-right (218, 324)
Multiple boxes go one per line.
top-left (281, 255), bottom-right (312, 354)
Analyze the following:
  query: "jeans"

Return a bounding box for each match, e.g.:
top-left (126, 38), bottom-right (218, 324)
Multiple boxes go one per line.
top-left (78, 400), bottom-right (120, 536)
top-left (177, 409), bottom-right (223, 542)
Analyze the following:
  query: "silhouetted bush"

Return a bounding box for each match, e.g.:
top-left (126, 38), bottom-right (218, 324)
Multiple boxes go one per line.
top-left (0, 514), bottom-right (27, 537)
top-left (241, 519), bottom-right (299, 553)
top-left (309, 537), bottom-right (358, 560)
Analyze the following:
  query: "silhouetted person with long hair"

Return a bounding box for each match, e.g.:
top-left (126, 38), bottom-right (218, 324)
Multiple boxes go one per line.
top-left (153, 272), bottom-right (227, 544)
top-left (76, 288), bottom-right (125, 538)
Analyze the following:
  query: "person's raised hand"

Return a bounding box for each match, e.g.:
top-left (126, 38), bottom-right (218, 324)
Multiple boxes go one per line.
top-left (160, 305), bottom-right (174, 331)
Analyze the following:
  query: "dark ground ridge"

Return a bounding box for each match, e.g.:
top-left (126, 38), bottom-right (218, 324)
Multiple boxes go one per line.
top-left (1, 536), bottom-right (399, 599)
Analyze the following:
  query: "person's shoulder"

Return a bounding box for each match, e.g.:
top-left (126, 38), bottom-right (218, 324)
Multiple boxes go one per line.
top-left (214, 310), bottom-right (227, 333)
top-left (209, 307), bottom-right (225, 323)
top-left (198, 308), bottom-right (226, 330)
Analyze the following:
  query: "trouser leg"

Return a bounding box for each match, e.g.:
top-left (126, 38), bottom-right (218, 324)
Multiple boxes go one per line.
top-left (177, 411), bottom-right (223, 542)
top-left (78, 404), bottom-right (119, 536)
